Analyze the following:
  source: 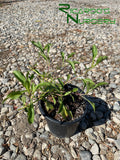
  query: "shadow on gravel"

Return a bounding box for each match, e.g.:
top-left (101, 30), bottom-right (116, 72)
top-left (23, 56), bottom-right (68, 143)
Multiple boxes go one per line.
top-left (76, 96), bottom-right (111, 134)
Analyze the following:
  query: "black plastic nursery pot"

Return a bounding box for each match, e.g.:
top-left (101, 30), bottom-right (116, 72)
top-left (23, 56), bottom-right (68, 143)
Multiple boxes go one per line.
top-left (38, 84), bottom-right (87, 138)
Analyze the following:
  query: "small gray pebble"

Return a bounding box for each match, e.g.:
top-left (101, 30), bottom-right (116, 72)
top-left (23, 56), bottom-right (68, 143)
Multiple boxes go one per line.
top-left (79, 151), bottom-right (92, 160)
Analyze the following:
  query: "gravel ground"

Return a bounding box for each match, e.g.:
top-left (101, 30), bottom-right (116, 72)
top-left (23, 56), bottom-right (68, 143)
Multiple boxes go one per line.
top-left (0, 0), bottom-right (120, 159)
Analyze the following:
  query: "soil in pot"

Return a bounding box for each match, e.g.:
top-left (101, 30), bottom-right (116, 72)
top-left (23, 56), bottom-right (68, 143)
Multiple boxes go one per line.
top-left (41, 84), bottom-right (86, 122)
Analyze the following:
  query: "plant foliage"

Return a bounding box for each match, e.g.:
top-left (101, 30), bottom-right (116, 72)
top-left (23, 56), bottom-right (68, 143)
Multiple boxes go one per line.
top-left (3, 43), bottom-right (108, 123)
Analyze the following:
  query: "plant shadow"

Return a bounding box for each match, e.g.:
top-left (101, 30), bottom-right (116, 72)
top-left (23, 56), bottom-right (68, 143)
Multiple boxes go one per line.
top-left (75, 96), bottom-right (111, 134)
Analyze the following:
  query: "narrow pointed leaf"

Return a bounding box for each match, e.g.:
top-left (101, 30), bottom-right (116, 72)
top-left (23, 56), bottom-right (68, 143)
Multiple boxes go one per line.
top-left (95, 56), bottom-right (108, 65)
top-left (63, 106), bottom-right (68, 117)
top-left (26, 71), bottom-right (29, 79)
top-left (32, 69), bottom-right (42, 77)
top-left (30, 74), bottom-right (34, 80)
top-left (61, 52), bottom-right (65, 61)
top-left (66, 60), bottom-right (75, 71)
top-left (82, 78), bottom-right (95, 84)
top-left (82, 79), bottom-right (87, 88)
top-left (82, 96), bottom-right (95, 112)
top-left (67, 74), bottom-right (71, 81)
top-left (93, 82), bottom-right (108, 89)
top-left (44, 43), bottom-right (51, 53)
top-left (82, 78), bottom-right (95, 88)
top-left (28, 104), bottom-right (34, 124)
top-left (58, 78), bottom-right (64, 88)
top-left (67, 110), bottom-right (73, 119)
top-left (21, 95), bottom-right (26, 105)
top-left (39, 52), bottom-right (48, 61)
top-left (24, 80), bottom-right (30, 92)
top-left (64, 91), bottom-right (72, 96)
top-left (68, 52), bottom-right (75, 58)
top-left (72, 88), bottom-right (78, 92)
top-left (3, 90), bottom-right (26, 103)
top-left (13, 70), bottom-right (26, 85)
top-left (70, 94), bottom-right (75, 102)
top-left (73, 61), bottom-right (80, 64)
top-left (31, 41), bottom-right (43, 52)
top-left (60, 110), bottom-right (66, 120)
top-left (52, 96), bottom-right (56, 105)
top-left (37, 82), bottom-right (50, 88)
top-left (58, 102), bottom-right (63, 113)
top-left (92, 44), bottom-right (97, 61)
top-left (31, 83), bottom-right (36, 93)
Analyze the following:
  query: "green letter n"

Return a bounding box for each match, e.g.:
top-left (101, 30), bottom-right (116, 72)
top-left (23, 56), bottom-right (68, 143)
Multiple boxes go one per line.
top-left (67, 14), bottom-right (78, 23)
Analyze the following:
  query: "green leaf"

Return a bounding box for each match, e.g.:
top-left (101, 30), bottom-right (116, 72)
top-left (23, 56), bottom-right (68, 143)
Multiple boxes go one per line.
top-left (63, 106), bottom-right (68, 117)
top-left (21, 95), bottom-right (26, 105)
top-left (45, 85), bottom-right (56, 93)
top-left (38, 82), bottom-right (56, 92)
top-left (67, 110), bottom-right (73, 119)
top-left (54, 84), bottom-right (61, 92)
top-left (39, 52), bottom-right (48, 61)
top-left (13, 70), bottom-right (26, 86)
top-left (95, 56), bottom-right (108, 65)
top-left (60, 110), bottom-right (66, 120)
top-left (61, 52), bottom-right (65, 61)
top-left (45, 101), bottom-right (54, 111)
top-left (82, 96), bottom-right (95, 112)
top-left (82, 79), bottom-right (87, 89)
top-left (82, 78), bottom-right (94, 88)
top-left (82, 78), bottom-right (95, 84)
top-left (57, 78), bottom-right (64, 88)
top-left (67, 74), bottom-right (71, 81)
top-left (39, 91), bottom-right (48, 99)
top-left (66, 60), bottom-right (75, 71)
top-left (24, 80), bottom-right (30, 92)
top-left (30, 74), bottom-right (34, 80)
top-left (72, 88), bottom-right (78, 92)
top-left (52, 96), bottom-right (56, 105)
top-left (37, 81), bottom-right (56, 92)
top-left (68, 52), bottom-right (75, 58)
top-left (32, 69), bottom-right (42, 77)
top-left (92, 44), bottom-right (97, 61)
top-left (31, 41), bottom-right (43, 52)
top-left (89, 101), bottom-right (95, 112)
top-left (93, 82), bottom-right (108, 89)
top-left (3, 90), bottom-right (26, 103)
top-left (36, 82), bottom-right (48, 91)
top-left (28, 104), bottom-right (34, 124)
top-left (58, 102), bottom-right (63, 113)
top-left (64, 91), bottom-right (72, 96)
top-left (73, 61), bottom-right (80, 64)
top-left (7, 91), bottom-right (25, 99)
top-left (70, 94), bottom-right (75, 102)
top-left (37, 82), bottom-right (50, 87)
top-left (26, 71), bottom-right (29, 79)
top-left (82, 78), bottom-right (95, 94)
top-left (44, 43), bottom-right (51, 53)
top-left (31, 83), bottom-right (36, 93)
top-left (87, 83), bottom-right (95, 94)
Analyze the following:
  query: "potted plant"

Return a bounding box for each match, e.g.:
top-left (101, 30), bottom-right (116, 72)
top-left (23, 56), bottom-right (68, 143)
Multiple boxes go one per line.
top-left (3, 42), bottom-right (108, 137)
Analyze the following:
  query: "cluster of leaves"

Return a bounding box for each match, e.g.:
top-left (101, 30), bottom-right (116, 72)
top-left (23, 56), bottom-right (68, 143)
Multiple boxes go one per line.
top-left (85, 44), bottom-right (108, 72)
top-left (3, 42), bottom-right (108, 123)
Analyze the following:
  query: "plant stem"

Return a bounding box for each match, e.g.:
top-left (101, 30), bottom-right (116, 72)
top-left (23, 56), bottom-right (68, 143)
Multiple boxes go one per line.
top-left (18, 105), bottom-right (28, 111)
top-left (65, 76), bottom-right (78, 85)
